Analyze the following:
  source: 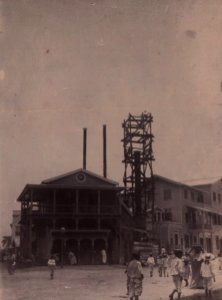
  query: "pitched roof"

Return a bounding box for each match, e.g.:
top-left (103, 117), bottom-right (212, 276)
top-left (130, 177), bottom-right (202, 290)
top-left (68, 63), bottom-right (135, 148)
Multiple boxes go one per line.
top-left (41, 168), bottom-right (119, 186)
top-left (154, 174), bottom-right (194, 189)
top-left (182, 177), bottom-right (222, 186)
top-left (153, 174), bottom-right (208, 193)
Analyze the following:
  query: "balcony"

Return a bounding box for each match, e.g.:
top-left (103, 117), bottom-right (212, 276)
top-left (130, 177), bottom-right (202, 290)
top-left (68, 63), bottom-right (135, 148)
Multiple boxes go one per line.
top-left (188, 223), bottom-right (212, 230)
top-left (26, 204), bottom-right (120, 216)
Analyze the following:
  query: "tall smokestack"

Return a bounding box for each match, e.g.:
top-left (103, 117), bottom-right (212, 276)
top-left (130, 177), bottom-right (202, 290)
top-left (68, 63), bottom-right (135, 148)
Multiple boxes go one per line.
top-left (103, 124), bottom-right (107, 178)
top-left (83, 128), bottom-right (87, 169)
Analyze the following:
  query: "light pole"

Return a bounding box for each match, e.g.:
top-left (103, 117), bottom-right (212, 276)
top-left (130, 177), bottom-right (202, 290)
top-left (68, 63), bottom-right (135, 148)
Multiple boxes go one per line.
top-left (60, 227), bottom-right (65, 268)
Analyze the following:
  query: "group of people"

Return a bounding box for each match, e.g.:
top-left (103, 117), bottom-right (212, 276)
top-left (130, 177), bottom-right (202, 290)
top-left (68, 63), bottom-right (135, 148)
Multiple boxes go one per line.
top-left (47, 250), bottom-right (77, 280)
top-left (47, 248), bottom-right (107, 280)
top-left (125, 249), bottom-right (216, 300)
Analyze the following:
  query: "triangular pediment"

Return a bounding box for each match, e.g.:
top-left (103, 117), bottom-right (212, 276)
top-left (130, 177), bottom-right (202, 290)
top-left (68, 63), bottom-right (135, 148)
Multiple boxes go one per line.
top-left (42, 168), bottom-right (118, 187)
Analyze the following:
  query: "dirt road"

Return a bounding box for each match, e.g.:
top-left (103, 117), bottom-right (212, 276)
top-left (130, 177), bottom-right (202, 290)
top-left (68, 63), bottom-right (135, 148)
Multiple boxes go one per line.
top-left (1, 262), bottom-right (222, 300)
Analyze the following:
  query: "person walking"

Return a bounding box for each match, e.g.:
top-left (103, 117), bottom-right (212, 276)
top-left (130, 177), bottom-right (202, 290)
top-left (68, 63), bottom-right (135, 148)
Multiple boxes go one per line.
top-left (124, 262), bottom-right (130, 295)
top-left (168, 250), bottom-right (184, 300)
top-left (200, 254), bottom-right (216, 298)
top-left (126, 253), bottom-right (144, 300)
top-left (182, 253), bottom-right (191, 287)
top-left (147, 254), bottom-right (155, 277)
top-left (189, 246), bottom-right (204, 289)
top-left (48, 255), bottom-right (56, 279)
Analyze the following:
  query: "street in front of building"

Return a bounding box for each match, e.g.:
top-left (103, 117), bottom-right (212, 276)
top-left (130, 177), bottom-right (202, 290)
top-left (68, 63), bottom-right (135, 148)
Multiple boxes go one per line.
top-left (1, 260), bottom-right (222, 300)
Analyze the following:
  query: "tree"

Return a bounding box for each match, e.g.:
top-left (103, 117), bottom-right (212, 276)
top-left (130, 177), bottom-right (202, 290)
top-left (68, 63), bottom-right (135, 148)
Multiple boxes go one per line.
top-left (1, 236), bottom-right (12, 249)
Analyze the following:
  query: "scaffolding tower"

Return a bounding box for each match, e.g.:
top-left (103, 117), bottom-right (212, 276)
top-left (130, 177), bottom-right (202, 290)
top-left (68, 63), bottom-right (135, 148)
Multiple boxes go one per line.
top-left (122, 112), bottom-right (155, 220)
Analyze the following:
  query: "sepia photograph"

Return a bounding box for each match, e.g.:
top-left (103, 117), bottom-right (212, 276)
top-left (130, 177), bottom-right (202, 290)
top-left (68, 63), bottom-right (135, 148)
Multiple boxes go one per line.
top-left (1, 1), bottom-right (222, 299)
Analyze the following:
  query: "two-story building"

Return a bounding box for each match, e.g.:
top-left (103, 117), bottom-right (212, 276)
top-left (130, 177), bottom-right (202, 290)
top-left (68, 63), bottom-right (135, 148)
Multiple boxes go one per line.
top-left (17, 168), bottom-right (147, 264)
top-left (151, 175), bottom-right (222, 255)
top-left (193, 178), bottom-right (222, 254)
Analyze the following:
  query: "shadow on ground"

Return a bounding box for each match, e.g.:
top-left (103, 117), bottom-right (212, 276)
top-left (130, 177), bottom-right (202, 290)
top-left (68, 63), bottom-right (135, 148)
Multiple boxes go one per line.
top-left (183, 289), bottom-right (222, 300)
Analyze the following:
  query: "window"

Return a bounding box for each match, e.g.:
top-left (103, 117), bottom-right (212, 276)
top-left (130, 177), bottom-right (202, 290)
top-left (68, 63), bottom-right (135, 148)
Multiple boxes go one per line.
top-left (216, 236), bottom-right (219, 249)
top-left (165, 209), bottom-right (172, 221)
top-left (197, 193), bottom-right (203, 203)
top-left (184, 189), bottom-right (188, 199)
top-left (163, 189), bottom-right (172, 200)
top-left (184, 235), bottom-right (190, 248)
top-left (213, 192), bottom-right (216, 201)
top-left (192, 212), bottom-right (196, 224)
top-left (175, 234), bottom-right (178, 246)
top-left (193, 236), bottom-right (197, 244)
top-left (185, 212), bottom-right (189, 224)
top-left (213, 214), bottom-right (217, 225)
top-left (191, 191), bottom-right (194, 201)
top-left (218, 194), bottom-right (221, 204)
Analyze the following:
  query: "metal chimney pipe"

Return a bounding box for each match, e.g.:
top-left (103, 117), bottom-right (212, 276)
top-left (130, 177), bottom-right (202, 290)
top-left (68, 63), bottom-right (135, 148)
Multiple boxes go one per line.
top-left (103, 124), bottom-right (107, 178)
top-left (83, 128), bottom-right (87, 169)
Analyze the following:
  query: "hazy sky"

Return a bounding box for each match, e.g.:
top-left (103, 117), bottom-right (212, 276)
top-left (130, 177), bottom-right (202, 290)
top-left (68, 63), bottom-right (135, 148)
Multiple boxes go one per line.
top-left (1, 0), bottom-right (222, 237)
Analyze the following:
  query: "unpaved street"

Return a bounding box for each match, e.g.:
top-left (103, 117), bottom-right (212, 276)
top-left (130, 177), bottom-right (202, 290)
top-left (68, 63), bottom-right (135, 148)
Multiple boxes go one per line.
top-left (1, 262), bottom-right (222, 300)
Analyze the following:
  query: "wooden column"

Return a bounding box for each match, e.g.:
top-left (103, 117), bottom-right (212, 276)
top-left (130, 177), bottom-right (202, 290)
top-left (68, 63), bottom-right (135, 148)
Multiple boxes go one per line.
top-left (53, 190), bottom-right (56, 229)
top-left (92, 239), bottom-right (95, 264)
top-left (28, 189), bottom-right (33, 258)
top-left (98, 191), bottom-right (101, 214)
top-left (76, 190), bottom-right (79, 214)
top-left (78, 240), bottom-right (81, 264)
top-left (53, 190), bottom-right (56, 215)
top-left (28, 217), bottom-right (32, 258)
top-left (119, 220), bottom-right (122, 264)
top-left (98, 218), bottom-right (101, 230)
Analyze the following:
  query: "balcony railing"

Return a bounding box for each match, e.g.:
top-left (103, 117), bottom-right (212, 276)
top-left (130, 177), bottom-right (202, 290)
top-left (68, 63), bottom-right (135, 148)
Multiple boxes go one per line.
top-left (188, 223), bottom-right (212, 230)
top-left (25, 204), bottom-right (119, 215)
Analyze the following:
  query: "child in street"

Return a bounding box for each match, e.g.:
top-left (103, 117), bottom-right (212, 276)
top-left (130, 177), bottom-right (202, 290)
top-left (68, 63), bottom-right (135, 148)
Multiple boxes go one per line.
top-left (47, 255), bottom-right (56, 280)
top-left (162, 254), bottom-right (169, 277)
top-left (200, 254), bottom-right (216, 297)
top-left (147, 254), bottom-right (155, 277)
top-left (126, 253), bottom-right (144, 300)
top-left (157, 255), bottom-right (163, 277)
top-left (168, 250), bottom-right (184, 300)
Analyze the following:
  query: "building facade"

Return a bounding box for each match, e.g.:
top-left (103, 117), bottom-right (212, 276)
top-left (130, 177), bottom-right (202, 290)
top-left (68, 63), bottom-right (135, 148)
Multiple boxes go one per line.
top-left (152, 175), bottom-right (222, 255)
top-left (11, 210), bottom-right (21, 249)
top-left (17, 169), bottom-right (146, 265)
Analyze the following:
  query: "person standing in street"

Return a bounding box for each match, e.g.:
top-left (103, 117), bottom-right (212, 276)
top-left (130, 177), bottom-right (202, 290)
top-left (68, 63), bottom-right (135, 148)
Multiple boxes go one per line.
top-left (101, 248), bottom-right (107, 264)
top-left (47, 255), bottom-right (56, 280)
top-left (68, 250), bottom-right (77, 265)
top-left (126, 253), bottom-right (144, 300)
top-left (218, 252), bottom-right (222, 270)
top-left (162, 253), bottom-right (169, 277)
top-left (200, 254), bottom-right (216, 298)
top-left (182, 253), bottom-right (191, 287)
top-left (168, 250), bottom-right (184, 300)
top-left (147, 254), bottom-right (155, 277)
top-left (7, 252), bottom-right (16, 275)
